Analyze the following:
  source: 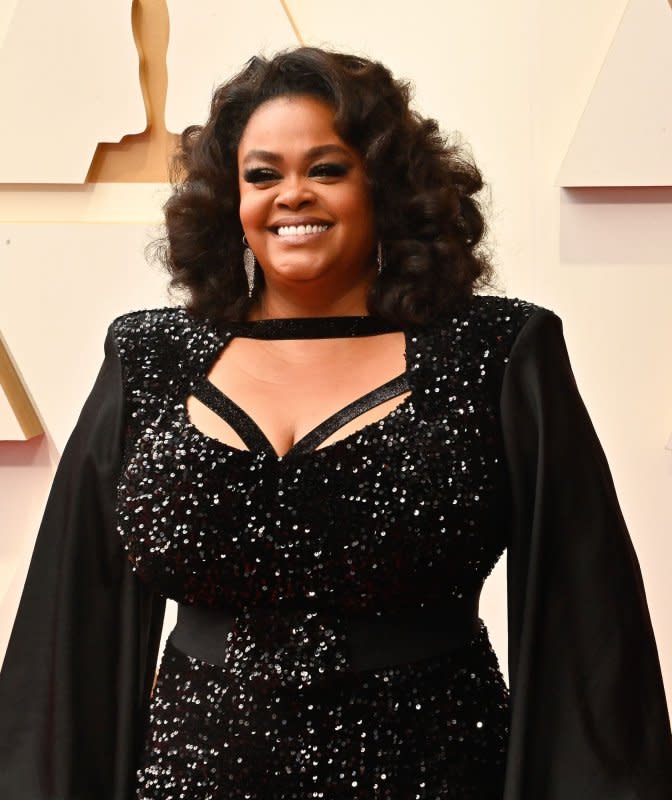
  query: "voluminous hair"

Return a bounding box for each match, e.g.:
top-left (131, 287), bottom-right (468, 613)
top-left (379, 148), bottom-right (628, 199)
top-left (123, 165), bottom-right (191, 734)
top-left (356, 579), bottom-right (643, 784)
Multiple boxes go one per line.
top-left (150, 46), bottom-right (496, 327)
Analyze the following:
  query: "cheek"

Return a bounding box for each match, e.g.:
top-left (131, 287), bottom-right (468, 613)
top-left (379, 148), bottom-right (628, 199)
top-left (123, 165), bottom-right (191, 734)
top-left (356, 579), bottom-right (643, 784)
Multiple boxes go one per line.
top-left (239, 190), bottom-right (268, 232)
top-left (337, 185), bottom-right (375, 236)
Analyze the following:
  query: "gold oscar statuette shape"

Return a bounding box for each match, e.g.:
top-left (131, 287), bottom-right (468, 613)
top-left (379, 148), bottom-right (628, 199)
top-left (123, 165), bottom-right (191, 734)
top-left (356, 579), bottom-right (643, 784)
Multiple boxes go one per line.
top-left (86, 0), bottom-right (178, 183)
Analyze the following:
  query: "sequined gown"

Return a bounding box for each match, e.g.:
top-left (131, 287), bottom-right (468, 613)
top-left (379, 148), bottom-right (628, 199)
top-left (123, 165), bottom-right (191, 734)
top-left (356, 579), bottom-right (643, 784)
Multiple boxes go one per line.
top-left (0, 296), bottom-right (670, 800)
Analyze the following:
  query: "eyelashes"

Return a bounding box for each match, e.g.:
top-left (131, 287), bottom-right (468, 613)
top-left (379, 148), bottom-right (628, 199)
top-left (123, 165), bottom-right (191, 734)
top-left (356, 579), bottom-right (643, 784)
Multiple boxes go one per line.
top-left (310, 163), bottom-right (350, 178)
top-left (242, 162), bottom-right (351, 184)
top-left (243, 167), bottom-right (278, 184)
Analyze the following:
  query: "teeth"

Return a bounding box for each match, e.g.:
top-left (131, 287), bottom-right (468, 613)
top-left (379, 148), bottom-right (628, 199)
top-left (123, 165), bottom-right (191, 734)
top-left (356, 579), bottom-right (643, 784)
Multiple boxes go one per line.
top-left (276, 224), bottom-right (330, 236)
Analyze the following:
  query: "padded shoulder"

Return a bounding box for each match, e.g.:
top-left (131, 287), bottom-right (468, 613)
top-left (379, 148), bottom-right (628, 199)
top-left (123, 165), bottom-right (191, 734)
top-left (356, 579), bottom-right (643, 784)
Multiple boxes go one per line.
top-left (415, 295), bottom-right (549, 402)
top-left (436, 294), bottom-right (543, 341)
top-left (110, 307), bottom-right (226, 424)
top-left (429, 294), bottom-right (546, 357)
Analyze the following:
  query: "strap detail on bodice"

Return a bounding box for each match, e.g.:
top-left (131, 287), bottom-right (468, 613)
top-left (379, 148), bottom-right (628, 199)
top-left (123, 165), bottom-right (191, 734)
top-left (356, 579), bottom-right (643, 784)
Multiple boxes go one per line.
top-left (292, 373), bottom-right (410, 454)
top-left (191, 377), bottom-right (271, 453)
top-left (190, 372), bottom-right (411, 457)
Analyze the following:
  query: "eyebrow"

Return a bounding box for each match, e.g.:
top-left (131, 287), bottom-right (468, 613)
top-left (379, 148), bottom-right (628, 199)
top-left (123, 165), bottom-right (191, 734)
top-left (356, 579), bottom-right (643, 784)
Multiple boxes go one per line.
top-left (241, 144), bottom-right (351, 165)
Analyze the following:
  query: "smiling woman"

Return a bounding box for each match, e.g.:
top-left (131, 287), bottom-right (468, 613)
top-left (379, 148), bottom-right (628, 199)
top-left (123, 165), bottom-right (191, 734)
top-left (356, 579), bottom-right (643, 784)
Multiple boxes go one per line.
top-left (0, 46), bottom-right (670, 800)
top-left (152, 47), bottom-right (492, 327)
top-left (237, 97), bottom-right (376, 298)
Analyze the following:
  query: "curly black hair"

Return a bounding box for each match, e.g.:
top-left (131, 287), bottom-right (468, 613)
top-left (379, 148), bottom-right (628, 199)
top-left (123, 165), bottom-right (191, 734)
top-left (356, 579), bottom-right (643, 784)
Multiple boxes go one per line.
top-left (150, 46), bottom-right (496, 327)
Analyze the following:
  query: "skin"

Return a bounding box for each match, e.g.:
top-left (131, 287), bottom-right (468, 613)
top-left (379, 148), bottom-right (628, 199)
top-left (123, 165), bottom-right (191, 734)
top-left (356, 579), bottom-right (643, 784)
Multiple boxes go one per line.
top-left (186, 94), bottom-right (410, 456)
top-left (237, 94), bottom-right (378, 319)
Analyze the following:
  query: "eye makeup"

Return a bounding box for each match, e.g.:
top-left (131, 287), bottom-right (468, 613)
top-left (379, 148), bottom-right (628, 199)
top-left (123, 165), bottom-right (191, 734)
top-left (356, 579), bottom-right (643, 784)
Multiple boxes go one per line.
top-left (242, 167), bottom-right (279, 184)
top-left (242, 162), bottom-right (351, 185)
top-left (309, 162), bottom-right (350, 178)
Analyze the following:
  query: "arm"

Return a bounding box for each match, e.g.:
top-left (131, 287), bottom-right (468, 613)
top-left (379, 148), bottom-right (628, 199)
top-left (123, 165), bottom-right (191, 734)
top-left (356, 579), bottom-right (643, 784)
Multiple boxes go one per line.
top-left (0, 326), bottom-right (166, 800)
top-left (501, 309), bottom-right (672, 798)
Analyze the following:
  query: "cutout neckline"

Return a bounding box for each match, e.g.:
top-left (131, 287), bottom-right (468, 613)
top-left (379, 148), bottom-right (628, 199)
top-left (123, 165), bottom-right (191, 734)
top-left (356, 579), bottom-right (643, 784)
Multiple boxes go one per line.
top-left (192, 372), bottom-right (411, 459)
top-left (185, 316), bottom-right (414, 460)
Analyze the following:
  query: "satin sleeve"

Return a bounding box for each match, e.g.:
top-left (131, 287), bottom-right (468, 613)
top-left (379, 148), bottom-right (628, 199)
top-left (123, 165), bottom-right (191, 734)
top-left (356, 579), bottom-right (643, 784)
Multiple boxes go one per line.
top-left (500, 308), bottom-right (672, 798)
top-left (0, 326), bottom-right (166, 800)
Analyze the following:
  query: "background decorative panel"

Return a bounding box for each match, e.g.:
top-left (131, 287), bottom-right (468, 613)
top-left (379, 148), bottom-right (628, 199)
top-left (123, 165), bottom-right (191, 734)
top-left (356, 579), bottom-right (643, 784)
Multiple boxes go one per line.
top-left (0, 0), bottom-right (145, 183)
top-left (558, 0), bottom-right (672, 187)
top-left (0, 222), bottom-right (168, 451)
top-left (165, 0), bottom-right (299, 133)
top-left (0, 387), bottom-right (22, 440)
top-left (0, 333), bottom-right (42, 441)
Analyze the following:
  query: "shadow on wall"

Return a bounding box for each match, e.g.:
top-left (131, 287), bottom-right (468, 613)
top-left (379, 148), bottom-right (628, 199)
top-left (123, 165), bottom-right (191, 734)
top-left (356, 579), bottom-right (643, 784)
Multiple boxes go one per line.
top-left (560, 187), bottom-right (672, 264)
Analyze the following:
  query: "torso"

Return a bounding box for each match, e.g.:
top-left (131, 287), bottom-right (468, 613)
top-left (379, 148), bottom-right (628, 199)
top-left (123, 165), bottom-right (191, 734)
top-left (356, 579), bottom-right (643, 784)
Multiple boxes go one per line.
top-left (116, 298), bottom-right (540, 798)
top-left (186, 330), bottom-right (410, 457)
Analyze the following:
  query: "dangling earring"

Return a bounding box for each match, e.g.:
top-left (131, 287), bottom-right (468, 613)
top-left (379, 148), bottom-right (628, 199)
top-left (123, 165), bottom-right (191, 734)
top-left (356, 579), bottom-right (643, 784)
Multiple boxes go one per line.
top-left (242, 235), bottom-right (255, 297)
top-left (376, 241), bottom-right (385, 276)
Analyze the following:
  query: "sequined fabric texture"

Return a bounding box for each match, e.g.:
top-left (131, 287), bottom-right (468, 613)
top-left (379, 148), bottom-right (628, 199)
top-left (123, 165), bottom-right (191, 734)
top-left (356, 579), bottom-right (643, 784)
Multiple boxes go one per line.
top-left (112, 296), bottom-right (539, 799)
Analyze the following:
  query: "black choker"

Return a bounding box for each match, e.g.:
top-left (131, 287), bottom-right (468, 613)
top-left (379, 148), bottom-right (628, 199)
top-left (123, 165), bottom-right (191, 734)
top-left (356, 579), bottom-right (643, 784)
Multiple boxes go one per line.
top-left (226, 315), bottom-right (403, 339)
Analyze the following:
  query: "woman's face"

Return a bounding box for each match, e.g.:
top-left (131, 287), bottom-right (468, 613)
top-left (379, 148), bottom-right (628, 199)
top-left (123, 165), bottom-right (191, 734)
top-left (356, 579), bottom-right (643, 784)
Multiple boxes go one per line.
top-left (237, 94), bottom-right (376, 293)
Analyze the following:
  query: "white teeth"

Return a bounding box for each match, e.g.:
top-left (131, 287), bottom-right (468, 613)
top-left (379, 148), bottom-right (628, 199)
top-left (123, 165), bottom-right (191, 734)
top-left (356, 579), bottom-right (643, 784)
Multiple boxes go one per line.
top-left (276, 224), bottom-right (330, 237)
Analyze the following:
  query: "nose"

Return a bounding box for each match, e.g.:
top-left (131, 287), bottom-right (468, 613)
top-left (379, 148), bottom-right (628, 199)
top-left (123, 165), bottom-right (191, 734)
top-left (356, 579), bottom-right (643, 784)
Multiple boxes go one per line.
top-left (275, 176), bottom-right (315, 209)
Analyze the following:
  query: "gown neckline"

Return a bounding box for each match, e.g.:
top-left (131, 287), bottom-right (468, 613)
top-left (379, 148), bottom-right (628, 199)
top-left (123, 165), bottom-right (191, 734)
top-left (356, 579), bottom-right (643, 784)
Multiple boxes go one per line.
top-left (188, 315), bottom-right (412, 459)
top-left (225, 315), bottom-right (404, 340)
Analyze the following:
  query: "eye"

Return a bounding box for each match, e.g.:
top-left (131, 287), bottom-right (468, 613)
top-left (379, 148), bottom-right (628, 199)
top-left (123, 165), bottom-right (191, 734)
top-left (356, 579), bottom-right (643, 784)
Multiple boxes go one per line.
top-left (309, 162), bottom-right (350, 179)
top-left (242, 167), bottom-right (279, 184)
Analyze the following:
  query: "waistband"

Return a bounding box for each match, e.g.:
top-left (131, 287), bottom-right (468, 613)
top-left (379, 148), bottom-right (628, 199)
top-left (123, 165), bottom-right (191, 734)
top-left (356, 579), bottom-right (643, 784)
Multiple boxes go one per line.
top-left (171, 596), bottom-right (481, 673)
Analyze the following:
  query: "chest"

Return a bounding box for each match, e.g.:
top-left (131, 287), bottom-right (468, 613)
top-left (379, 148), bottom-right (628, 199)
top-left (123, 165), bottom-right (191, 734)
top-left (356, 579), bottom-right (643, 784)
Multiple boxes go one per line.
top-left (116, 324), bottom-right (510, 609)
top-left (185, 330), bottom-right (410, 458)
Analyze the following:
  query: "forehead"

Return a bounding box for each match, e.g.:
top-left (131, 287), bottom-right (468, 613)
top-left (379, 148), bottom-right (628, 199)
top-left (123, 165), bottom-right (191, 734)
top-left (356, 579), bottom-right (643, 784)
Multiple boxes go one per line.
top-left (237, 95), bottom-right (348, 157)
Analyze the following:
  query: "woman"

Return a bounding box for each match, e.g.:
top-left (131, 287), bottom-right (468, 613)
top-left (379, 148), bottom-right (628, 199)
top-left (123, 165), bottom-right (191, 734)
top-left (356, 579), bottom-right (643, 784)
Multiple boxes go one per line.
top-left (0, 47), bottom-right (670, 799)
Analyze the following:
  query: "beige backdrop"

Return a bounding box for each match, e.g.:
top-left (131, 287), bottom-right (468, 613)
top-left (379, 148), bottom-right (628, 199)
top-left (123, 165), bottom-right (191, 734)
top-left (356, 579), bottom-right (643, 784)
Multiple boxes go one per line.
top-left (1, 0), bottom-right (670, 709)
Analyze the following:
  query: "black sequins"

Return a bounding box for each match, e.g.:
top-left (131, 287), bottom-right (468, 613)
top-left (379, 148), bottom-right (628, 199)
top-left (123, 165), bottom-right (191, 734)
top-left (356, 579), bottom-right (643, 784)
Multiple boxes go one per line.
top-left (136, 622), bottom-right (509, 800)
top-left (111, 296), bottom-right (538, 799)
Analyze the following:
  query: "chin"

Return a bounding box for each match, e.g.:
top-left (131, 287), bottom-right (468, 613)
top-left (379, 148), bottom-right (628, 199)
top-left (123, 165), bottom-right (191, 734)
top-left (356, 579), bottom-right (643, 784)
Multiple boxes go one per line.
top-left (266, 257), bottom-right (332, 280)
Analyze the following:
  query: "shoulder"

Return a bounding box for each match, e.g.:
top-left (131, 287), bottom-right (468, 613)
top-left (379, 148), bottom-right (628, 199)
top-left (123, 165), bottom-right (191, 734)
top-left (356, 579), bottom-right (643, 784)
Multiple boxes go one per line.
top-left (109, 306), bottom-right (225, 359)
top-left (110, 306), bottom-right (192, 347)
top-left (426, 294), bottom-right (556, 353)
top-left (107, 306), bottom-right (225, 407)
top-left (413, 295), bottom-right (559, 397)
top-left (439, 293), bottom-right (549, 327)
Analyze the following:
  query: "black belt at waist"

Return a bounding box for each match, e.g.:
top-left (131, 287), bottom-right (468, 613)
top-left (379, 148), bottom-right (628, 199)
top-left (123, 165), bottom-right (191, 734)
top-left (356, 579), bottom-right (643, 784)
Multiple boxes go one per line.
top-left (171, 596), bottom-right (481, 673)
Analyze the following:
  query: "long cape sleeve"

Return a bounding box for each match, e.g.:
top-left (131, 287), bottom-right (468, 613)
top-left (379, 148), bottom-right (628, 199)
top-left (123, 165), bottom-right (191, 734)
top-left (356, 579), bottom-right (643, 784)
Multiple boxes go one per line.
top-left (501, 308), bottom-right (672, 797)
top-left (0, 325), bottom-right (166, 800)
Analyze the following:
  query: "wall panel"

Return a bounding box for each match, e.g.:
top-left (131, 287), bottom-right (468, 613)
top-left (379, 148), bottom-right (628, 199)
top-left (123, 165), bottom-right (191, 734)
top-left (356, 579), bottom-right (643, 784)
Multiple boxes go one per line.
top-left (0, 1), bottom-right (144, 182)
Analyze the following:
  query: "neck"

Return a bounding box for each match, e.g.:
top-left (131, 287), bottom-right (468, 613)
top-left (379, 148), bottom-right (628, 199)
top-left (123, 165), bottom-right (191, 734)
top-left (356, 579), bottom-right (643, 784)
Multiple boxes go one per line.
top-left (247, 273), bottom-right (375, 321)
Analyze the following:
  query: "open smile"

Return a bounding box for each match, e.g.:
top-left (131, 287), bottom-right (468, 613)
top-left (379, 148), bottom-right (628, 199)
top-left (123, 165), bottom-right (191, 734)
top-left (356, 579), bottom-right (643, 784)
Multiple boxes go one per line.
top-left (271, 223), bottom-right (332, 236)
top-left (268, 223), bottom-right (334, 243)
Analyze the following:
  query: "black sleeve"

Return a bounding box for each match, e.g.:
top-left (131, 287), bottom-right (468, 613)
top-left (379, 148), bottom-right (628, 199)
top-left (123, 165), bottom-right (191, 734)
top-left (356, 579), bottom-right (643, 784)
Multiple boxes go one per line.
top-left (0, 326), bottom-right (166, 800)
top-left (500, 309), bottom-right (672, 798)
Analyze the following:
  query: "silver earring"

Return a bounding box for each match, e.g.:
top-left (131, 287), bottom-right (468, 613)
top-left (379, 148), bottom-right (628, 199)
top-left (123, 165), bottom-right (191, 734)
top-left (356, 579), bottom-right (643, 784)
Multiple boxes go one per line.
top-left (242, 235), bottom-right (255, 297)
top-left (376, 241), bottom-right (384, 276)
